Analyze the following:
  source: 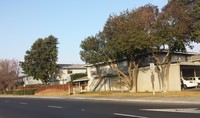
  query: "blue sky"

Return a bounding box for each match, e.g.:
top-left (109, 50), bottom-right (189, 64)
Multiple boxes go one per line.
top-left (2, 0), bottom-right (197, 64)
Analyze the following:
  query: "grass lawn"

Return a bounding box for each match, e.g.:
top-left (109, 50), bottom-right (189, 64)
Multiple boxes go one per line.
top-left (35, 89), bottom-right (200, 97)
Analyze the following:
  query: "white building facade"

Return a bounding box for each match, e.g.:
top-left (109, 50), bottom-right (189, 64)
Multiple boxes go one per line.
top-left (86, 52), bottom-right (200, 92)
top-left (55, 64), bottom-right (87, 84)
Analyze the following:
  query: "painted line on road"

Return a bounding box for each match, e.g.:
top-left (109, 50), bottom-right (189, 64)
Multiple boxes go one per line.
top-left (4, 101), bottom-right (9, 103)
top-left (141, 108), bottom-right (200, 114)
top-left (48, 105), bottom-right (63, 109)
top-left (114, 113), bottom-right (149, 118)
top-left (20, 102), bottom-right (28, 105)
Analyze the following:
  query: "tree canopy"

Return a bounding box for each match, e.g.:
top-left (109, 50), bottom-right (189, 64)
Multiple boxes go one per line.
top-left (80, 0), bottom-right (200, 92)
top-left (22, 35), bottom-right (60, 84)
top-left (80, 4), bottom-right (159, 92)
top-left (146, 0), bottom-right (200, 92)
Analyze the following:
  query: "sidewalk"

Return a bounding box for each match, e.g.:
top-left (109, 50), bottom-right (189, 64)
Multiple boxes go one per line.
top-left (65, 95), bottom-right (200, 104)
top-left (1, 94), bottom-right (200, 104)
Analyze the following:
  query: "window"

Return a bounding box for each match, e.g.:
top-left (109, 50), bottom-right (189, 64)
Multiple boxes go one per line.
top-left (181, 69), bottom-right (194, 77)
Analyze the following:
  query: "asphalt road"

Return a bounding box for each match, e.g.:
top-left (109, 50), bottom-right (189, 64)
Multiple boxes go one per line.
top-left (0, 97), bottom-right (200, 118)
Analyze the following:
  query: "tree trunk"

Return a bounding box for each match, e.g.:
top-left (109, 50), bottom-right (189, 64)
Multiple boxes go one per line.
top-left (162, 71), bottom-right (167, 92)
top-left (151, 71), bottom-right (155, 95)
top-left (152, 50), bottom-right (171, 93)
top-left (108, 58), bottom-right (140, 93)
top-left (160, 63), bottom-right (170, 93)
top-left (165, 62), bottom-right (171, 91)
top-left (111, 63), bottom-right (132, 91)
top-left (132, 63), bottom-right (139, 93)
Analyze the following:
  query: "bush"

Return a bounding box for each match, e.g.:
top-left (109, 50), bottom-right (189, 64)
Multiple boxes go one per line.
top-left (13, 88), bottom-right (37, 95)
top-left (70, 73), bottom-right (87, 82)
top-left (5, 91), bottom-right (13, 94)
top-left (0, 91), bottom-right (3, 94)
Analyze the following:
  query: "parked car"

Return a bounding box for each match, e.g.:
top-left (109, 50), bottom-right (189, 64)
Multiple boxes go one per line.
top-left (195, 77), bottom-right (200, 87)
top-left (181, 77), bottom-right (198, 89)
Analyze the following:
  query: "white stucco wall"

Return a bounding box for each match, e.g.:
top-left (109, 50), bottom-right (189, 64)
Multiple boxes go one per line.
top-left (168, 63), bottom-right (181, 91)
top-left (137, 67), bottom-right (161, 92)
top-left (137, 64), bottom-right (181, 92)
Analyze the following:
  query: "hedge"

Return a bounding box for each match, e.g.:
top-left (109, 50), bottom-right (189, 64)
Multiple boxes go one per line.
top-left (0, 89), bottom-right (37, 95)
top-left (13, 88), bottom-right (37, 95)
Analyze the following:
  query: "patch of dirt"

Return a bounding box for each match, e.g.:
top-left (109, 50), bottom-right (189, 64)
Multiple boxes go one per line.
top-left (35, 89), bottom-right (69, 96)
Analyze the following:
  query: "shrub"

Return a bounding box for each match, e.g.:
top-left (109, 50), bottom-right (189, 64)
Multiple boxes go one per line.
top-left (70, 73), bottom-right (87, 82)
top-left (13, 88), bottom-right (37, 95)
top-left (5, 91), bottom-right (13, 94)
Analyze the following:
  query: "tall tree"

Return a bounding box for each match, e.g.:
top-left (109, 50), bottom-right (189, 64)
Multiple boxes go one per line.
top-left (80, 35), bottom-right (106, 64)
top-left (149, 0), bottom-right (200, 92)
top-left (101, 5), bottom-right (158, 92)
top-left (80, 5), bottom-right (158, 92)
top-left (80, 34), bottom-right (107, 91)
top-left (22, 35), bottom-right (60, 84)
top-left (187, 0), bottom-right (200, 41)
top-left (0, 59), bottom-right (20, 93)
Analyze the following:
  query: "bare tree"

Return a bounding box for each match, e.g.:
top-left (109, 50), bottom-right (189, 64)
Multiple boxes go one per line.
top-left (0, 59), bottom-right (20, 93)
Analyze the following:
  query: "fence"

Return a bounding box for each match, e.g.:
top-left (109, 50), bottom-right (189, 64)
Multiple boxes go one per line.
top-left (18, 84), bottom-right (74, 93)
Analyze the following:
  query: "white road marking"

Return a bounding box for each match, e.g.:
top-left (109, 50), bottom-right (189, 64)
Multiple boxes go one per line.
top-left (20, 102), bottom-right (28, 105)
top-left (48, 105), bottom-right (63, 109)
top-left (4, 101), bottom-right (9, 103)
top-left (141, 108), bottom-right (200, 114)
top-left (114, 113), bottom-right (149, 118)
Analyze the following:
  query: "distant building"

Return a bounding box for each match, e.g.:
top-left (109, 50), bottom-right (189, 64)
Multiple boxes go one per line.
top-left (18, 63), bottom-right (87, 86)
top-left (18, 62), bottom-right (42, 86)
top-left (53, 64), bottom-right (87, 84)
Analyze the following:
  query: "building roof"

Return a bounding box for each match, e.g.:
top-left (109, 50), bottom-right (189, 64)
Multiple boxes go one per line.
top-left (180, 62), bottom-right (200, 66)
top-left (85, 51), bottom-right (200, 67)
top-left (73, 76), bottom-right (89, 82)
top-left (58, 64), bottom-right (86, 69)
top-left (190, 55), bottom-right (200, 62)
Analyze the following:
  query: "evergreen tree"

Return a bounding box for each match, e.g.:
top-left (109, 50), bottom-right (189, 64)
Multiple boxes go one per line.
top-left (22, 35), bottom-right (60, 84)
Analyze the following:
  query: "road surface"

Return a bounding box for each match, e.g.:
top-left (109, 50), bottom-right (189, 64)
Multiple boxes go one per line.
top-left (0, 97), bottom-right (199, 118)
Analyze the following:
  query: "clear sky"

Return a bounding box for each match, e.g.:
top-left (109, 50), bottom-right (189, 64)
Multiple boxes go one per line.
top-left (2, 0), bottom-right (198, 64)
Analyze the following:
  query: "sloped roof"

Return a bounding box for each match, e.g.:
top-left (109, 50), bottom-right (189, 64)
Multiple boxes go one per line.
top-left (190, 55), bottom-right (200, 62)
top-left (73, 76), bottom-right (89, 82)
top-left (58, 64), bottom-right (86, 69)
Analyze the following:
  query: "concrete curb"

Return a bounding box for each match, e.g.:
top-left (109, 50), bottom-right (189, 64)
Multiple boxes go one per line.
top-left (67, 96), bottom-right (200, 104)
top-left (1, 95), bottom-right (200, 104)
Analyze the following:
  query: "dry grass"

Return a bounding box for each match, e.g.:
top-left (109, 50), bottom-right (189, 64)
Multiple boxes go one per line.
top-left (35, 89), bottom-right (200, 97)
top-left (1, 87), bottom-right (198, 97)
top-left (35, 89), bottom-right (69, 96)
top-left (72, 91), bottom-right (200, 97)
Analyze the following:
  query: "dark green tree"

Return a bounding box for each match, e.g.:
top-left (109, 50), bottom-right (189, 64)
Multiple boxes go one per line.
top-left (80, 33), bottom-right (107, 91)
top-left (103, 4), bottom-right (158, 92)
top-left (80, 34), bottom-right (106, 64)
top-left (22, 35), bottom-right (60, 84)
top-left (147, 0), bottom-right (200, 92)
top-left (80, 1), bottom-right (200, 93)
top-left (80, 5), bottom-right (158, 92)
top-left (187, 0), bottom-right (200, 41)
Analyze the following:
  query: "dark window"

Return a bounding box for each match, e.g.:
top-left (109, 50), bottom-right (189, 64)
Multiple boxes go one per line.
top-left (196, 69), bottom-right (200, 77)
top-left (182, 69), bottom-right (194, 77)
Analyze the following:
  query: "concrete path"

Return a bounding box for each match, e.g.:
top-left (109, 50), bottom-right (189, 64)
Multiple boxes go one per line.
top-left (1, 94), bottom-right (200, 104)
